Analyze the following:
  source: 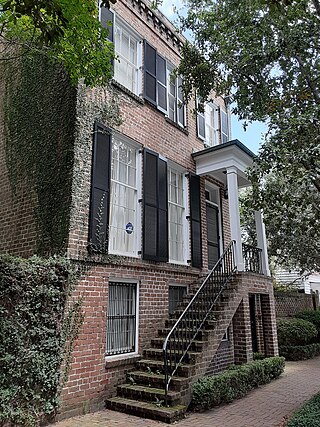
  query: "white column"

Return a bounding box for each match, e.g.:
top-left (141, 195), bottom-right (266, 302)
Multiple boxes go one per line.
top-left (226, 167), bottom-right (244, 271)
top-left (254, 210), bottom-right (271, 276)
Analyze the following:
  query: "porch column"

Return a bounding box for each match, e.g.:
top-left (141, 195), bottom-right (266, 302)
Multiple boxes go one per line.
top-left (254, 210), bottom-right (270, 276)
top-left (226, 166), bottom-right (244, 271)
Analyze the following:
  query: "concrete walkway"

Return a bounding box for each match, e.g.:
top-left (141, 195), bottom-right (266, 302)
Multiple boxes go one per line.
top-left (54, 356), bottom-right (320, 427)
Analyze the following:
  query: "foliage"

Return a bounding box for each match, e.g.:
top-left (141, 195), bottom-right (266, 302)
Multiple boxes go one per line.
top-left (287, 393), bottom-right (320, 427)
top-left (0, 0), bottom-right (115, 86)
top-left (0, 255), bottom-right (83, 427)
top-left (253, 352), bottom-right (265, 360)
top-left (279, 343), bottom-right (320, 361)
top-left (177, 0), bottom-right (320, 271)
top-left (277, 318), bottom-right (318, 346)
top-left (295, 310), bottom-right (320, 338)
top-left (191, 356), bottom-right (285, 411)
top-left (3, 53), bottom-right (76, 255)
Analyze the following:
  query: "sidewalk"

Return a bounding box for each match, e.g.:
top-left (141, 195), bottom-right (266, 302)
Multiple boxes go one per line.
top-left (54, 356), bottom-right (320, 427)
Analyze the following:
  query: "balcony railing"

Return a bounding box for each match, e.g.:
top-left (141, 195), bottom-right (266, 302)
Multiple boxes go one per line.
top-left (242, 243), bottom-right (262, 274)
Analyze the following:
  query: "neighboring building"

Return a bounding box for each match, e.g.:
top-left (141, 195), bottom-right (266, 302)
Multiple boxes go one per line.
top-left (0, 0), bottom-right (278, 422)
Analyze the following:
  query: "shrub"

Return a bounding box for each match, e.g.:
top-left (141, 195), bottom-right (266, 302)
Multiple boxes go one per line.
top-left (191, 356), bottom-right (285, 411)
top-left (0, 255), bottom-right (82, 427)
top-left (277, 318), bottom-right (317, 346)
top-left (279, 343), bottom-right (320, 361)
top-left (287, 393), bottom-right (320, 427)
top-left (295, 310), bottom-right (320, 339)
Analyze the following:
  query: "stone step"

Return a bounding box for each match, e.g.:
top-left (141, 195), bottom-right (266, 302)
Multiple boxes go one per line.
top-left (105, 396), bottom-right (187, 424)
top-left (136, 358), bottom-right (195, 377)
top-left (171, 302), bottom-right (228, 318)
top-left (151, 337), bottom-right (206, 352)
top-left (117, 383), bottom-right (181, 406)
top-left (158, 327), bottom-right (212, 340)
top-left (127, 370), bottom-right (189, 391)
top-left (144, 347), bottom-right (201, 364)
top-left (165, 317), bottom-right (218, 329)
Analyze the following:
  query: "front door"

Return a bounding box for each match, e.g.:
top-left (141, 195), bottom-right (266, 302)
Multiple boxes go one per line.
top-left (206, 203), bottom-right (220, 269)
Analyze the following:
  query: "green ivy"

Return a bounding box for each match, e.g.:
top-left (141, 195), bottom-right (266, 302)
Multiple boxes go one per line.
top-left (3, 53), bottom-right (77, 256)
top-left (0, 255), bottom-right (83, 427)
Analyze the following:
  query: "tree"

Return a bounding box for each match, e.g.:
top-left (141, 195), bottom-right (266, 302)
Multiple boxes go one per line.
top-left (177, 0), bottom-right (320, 271)
top-left (0, 0), bottom-right (115, 86)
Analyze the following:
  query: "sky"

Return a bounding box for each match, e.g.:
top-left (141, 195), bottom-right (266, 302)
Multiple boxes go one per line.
top-left (158, 0), bottom-right (267, 155)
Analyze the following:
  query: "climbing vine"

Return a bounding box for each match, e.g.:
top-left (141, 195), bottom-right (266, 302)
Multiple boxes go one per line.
top-left (0, 255), bottom-right (83, 427)
top-left (3, 53), bottom-right (77, 255)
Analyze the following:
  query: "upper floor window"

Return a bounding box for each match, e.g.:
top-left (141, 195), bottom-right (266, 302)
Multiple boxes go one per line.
top-left (109, 135), bottom-right (141, 256)
top-left (99, 7), bottom-right (142, 96)
top-left (114, 17), bottom-right (142, 95)
top-left (197, 101), bottom-right (230, 146)
top-left (144, 41), bottom-right (186, 127)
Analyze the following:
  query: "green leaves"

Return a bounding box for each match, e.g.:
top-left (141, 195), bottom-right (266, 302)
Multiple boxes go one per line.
top-left (0, 0), bottom-right (115, 86)
top-left (178, 0), bottom-right (320, 271)
top-left (0, 255), bottom-right (81, 426)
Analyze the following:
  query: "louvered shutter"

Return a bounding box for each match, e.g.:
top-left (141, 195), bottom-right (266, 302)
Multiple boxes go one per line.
top-left (143, 149), bottom-right (168, 262)
top-left (144, 41), bottom-right (157, 105)
top-left (158, 158), bottom-right (168, 261)
top-left (189, 173), bottom-right (202, 268)
top-left (100, 7), bottom-right (114, 41)
top-left (196, 98), bottom-right (205, 140)
top-left (156, 54), bottom-right (167, 112)
top-left (88, 122), bottom-right (111, 252)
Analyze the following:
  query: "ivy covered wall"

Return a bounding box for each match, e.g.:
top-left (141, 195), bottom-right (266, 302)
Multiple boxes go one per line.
top-left (0, 53), bottom-right (77, 256)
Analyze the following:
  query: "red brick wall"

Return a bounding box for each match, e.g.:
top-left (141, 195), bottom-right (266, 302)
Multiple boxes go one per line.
top-left (59, 261), bottom-right (201, 417)
top-left (274, 291), bottom-right (315, 318)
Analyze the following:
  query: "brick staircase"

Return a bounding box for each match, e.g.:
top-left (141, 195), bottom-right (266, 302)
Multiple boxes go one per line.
top-left (106, 268), bottom-right (245, 423)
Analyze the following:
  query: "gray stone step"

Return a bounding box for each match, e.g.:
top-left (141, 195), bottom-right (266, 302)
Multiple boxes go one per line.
top-left (127, 370), bottom-right (189, 391)
top-left (105, 396), bottom-right (187, 424)
top-left (117, 383), bottom-right (181, 406)
top-left (136, 358), bottom-right (195, 377)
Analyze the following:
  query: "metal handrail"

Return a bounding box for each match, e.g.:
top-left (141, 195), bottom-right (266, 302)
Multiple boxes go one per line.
top-left (162, 240), bottom-right (237, 404)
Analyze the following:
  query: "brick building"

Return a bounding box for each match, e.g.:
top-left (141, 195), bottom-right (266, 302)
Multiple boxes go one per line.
top-left (0, 0), bottom-right (278, 423)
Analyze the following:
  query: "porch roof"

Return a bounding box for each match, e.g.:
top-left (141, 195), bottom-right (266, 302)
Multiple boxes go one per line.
top-left (192, 139), bottom-right (255, 188)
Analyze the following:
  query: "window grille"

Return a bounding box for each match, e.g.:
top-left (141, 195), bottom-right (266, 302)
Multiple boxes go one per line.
top-left (169, 285), bottom-right (187, 315)
top-left (106, 282), bottom-right (137, 356)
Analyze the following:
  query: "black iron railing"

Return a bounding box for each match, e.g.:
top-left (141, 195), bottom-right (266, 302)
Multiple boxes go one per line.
top-left (242, 243), bottom-right (262, 274)
top-left (162, 240), bottom-right (236, 403)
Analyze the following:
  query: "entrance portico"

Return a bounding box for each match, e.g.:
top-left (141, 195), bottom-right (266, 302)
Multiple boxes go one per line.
top-left (192, 139), bottom-right (270, 276)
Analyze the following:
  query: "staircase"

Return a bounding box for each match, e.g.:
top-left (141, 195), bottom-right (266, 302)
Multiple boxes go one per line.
top-left (106, 241), bottom-right (243, 423)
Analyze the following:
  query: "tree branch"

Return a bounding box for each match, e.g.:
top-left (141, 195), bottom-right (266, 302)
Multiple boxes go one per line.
top-left (312, 0), bottom-right (320, 17)
top-left (295, 55), bottom-right (320, 104)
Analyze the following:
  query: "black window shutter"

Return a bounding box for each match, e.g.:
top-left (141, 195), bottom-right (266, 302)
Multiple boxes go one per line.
top-left (143, 149), bottom-right (168, 262)
top-left (88, 122), bottom-right (111, 252)
top-left (100, 7), bottom-right (114, 41)
top-left (158, 158), bottom-right (168, 261)
top-left (189, 173), bottom-right (202, 268)
top-left (156, 54), bottom-right (167, 111)
top-left (144, 41), bottom-right (157, 105)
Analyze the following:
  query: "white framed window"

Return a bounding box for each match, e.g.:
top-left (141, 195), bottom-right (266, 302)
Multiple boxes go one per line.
top-left (197, 101), bottom-right (219, 147)
top-left (144, 41), bottom-right (186, 127)
top-left (167, 65), bottom-right (185, 127)
top-left (109, 135), bottom-right (141, 256)
top-left (168, 166), bottom-right (189, 264)
top-left (220, 109), bottom-right (229, 144)
top-left (114, 17), bottom-right (142, 95)
top-left (106, 280), bottom-right (139, 357)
